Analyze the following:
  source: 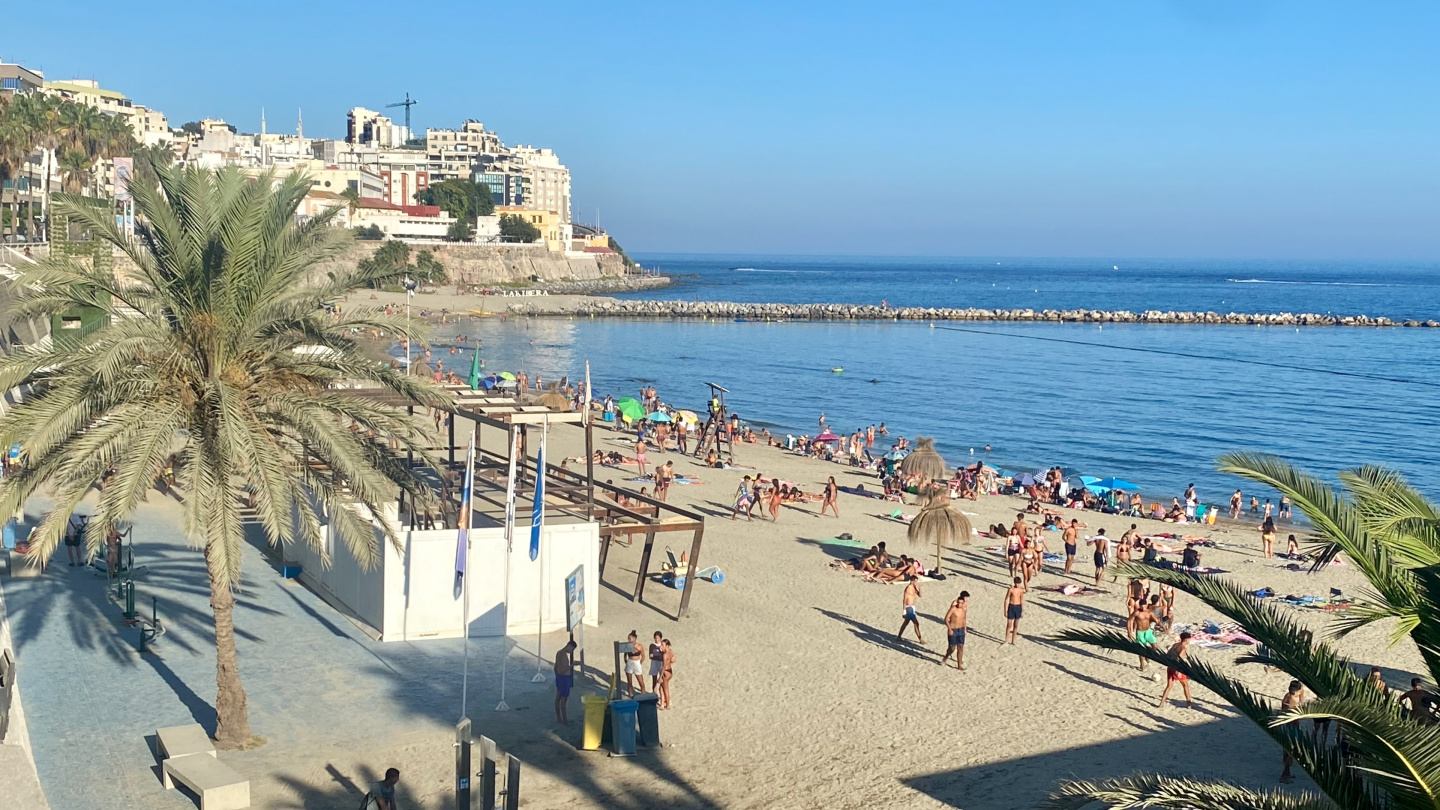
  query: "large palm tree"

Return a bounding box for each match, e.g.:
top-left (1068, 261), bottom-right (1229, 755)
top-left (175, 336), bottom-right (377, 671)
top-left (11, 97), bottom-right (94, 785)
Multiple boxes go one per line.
top-left (0, 164), bottom-right (441, 747)
top-left (1048, 452), bottom-right (1440, 809)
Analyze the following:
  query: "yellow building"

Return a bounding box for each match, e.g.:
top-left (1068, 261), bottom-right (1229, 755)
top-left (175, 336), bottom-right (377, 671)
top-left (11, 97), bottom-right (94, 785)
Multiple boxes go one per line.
top-left (495, 206), bottom-right (567, 251)
top-left (44, 79), bottom-right (170, 144)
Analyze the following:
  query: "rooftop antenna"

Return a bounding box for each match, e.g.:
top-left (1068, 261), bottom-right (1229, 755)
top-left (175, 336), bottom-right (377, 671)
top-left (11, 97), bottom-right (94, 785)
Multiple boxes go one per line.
top-left (386, 93), bottom-right (418, 132)
top-left (297, 108), bottom-right (303, 139)
top-left (260, 107), bottom-right (266, 138)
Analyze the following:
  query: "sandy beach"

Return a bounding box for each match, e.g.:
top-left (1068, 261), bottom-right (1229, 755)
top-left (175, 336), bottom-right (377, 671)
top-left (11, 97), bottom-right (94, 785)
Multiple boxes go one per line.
top-left (256, 289), bottom-right (1420, 809)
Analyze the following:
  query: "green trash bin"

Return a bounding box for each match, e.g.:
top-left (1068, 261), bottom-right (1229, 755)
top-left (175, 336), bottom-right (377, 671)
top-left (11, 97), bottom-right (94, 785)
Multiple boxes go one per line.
top-left (635, 693), bottom-right (661, 747)
top-left (581, 695), bottom-right (609, 751)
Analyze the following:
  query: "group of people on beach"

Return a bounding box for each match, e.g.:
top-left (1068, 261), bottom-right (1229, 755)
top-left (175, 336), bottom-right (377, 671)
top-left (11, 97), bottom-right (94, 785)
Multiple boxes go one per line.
top-left (552, 630), bottom-right (677, 726)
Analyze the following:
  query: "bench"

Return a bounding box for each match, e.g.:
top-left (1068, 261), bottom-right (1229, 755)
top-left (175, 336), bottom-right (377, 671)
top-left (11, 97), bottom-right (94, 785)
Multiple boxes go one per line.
top-left (163, 754), bottom-right (249, 810)
top-left (156, 724), bottom-right (215, 761)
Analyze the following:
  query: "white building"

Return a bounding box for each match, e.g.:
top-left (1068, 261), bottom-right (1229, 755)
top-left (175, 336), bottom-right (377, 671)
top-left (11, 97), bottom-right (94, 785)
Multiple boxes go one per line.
top-left (347, 107), bottom-right (410, 148)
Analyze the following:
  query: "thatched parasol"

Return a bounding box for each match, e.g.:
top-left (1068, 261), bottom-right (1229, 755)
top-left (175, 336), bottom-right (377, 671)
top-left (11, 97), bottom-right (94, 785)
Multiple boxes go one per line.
top-left (534, 382), bottom-right (570, 411)
top-left (907, 483), bottom-right (973, 572)
top-left (899, 437), bottom-right (947, 481)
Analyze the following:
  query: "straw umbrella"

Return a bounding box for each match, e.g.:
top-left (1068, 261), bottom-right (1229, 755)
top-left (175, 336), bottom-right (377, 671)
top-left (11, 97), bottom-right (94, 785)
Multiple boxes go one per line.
top-left (908, 483), bottom-right (973, 573)
top-left (899, 437), bottom-right (946, 484)
top-left (534, 382), bottom-right (569, 411)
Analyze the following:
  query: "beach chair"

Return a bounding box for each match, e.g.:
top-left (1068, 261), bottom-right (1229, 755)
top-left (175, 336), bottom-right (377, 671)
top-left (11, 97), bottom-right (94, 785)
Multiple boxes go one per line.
top-left (1194, 504), bottom-right (1208, 523)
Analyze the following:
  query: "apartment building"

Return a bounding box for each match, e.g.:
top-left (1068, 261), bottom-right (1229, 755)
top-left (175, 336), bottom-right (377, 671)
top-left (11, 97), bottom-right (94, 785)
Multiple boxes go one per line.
top-left (0, 61), bottom-right (43, 96)
top-left (347, 108), bottom-right (410, 148)
top-left (425, 121), bottom-right (501, 180)
top-left (43, 79), bottom-right (170, 144)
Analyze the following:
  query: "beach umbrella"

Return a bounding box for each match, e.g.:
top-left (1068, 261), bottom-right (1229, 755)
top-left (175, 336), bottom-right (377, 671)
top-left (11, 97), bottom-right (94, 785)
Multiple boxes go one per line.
top-left (884, 449), bottom-right (910, 461)
top-left (535, 383), bottom-right (569, 410)
top-left (614, 397), bottom-right (646, 421)
top-left (647, 412), bottom-right (672, 423)
top-left (814, 431), bottom-right (841, 443)
top-left (467, 352), bottom-right (481, 391)
top-left (899, 437), bottom-right (946, 481)
top-left (1093, 477), bottom-right (1140, 492)
top-left (498, 372), bottom-right (517, 381)
top-left (1014, 472), bottom-right (1038, 487)
top-left (907, 484), bottom-right (974, 573)
top-left (677, 410), bottom-right (700, 424)
top-left (496, 378), bottom-right (517, 389)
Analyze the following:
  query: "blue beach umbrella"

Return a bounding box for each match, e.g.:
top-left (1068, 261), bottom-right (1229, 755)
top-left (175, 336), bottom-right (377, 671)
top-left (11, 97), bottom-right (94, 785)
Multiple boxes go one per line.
top-left (1092, 477), bottom-right (1141, 492)
top-left (647, 412), bottom-right (672, 423)
top-left (1014, 473), bottom-right (1038, 487)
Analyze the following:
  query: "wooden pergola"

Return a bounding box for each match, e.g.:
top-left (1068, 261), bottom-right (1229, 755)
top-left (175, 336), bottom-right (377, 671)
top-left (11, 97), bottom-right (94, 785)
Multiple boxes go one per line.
top-left (348, 385), bottom-right (709, 619)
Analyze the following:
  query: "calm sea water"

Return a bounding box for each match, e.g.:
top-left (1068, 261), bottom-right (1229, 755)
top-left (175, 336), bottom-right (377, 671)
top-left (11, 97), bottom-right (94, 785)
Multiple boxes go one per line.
top-left (425, 265), bottom-right (1440, 508)
top-left (622, 254), bottom-right (1440, 321)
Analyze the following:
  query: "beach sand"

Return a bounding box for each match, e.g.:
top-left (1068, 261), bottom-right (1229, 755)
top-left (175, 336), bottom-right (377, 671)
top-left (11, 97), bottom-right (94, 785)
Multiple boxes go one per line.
top-left (240, 404), bottom-right (1422, 809)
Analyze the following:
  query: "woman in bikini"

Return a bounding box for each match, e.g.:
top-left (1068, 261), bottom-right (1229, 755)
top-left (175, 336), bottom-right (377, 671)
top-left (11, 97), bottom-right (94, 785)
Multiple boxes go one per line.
top-left (658, 639), bottom-right (676, 709)
top-left (1260, 516), bottom-right (1277, 558)
top-left (768, 478), bottom-right (783, 521)
top-left (821, 476), bottom-right (840, 517)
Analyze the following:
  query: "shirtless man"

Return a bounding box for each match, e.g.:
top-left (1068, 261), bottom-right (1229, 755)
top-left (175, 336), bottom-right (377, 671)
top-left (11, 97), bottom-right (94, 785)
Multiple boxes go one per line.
top-left (897, 574), bottom-right (925, 644)
top-left (1400, 679), bottom-right (1438, 725)
top-left (1062, 519), bottom-right (1080, 575)
top-left (1127, 598), bottom-right (1159, 671)
top-left (1087, 529), bottom-right (1110, 587)
top-left (1280, 680), bottom-right (1305, 782)
top-left (940, 592), bottom-right (970, 670)
top-left (635, 438), bottom-right (648, 477)
top-left (1008, 513), bottom-right (1028, 576)
top-left (1230, 489), bottom-right (1243, 520)
top-left (1003, 577), bottom-right (1025, 644)
top-left (554, 638), bottom-right (577, 724)
top-left (1157, 632), bottom-right (1194, 709)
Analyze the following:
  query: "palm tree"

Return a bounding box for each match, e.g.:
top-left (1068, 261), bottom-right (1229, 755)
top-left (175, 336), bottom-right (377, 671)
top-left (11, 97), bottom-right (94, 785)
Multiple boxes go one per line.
top-left (1048, 452), bottom-right (1440, 810)
top-left (57, 148), bottom-right (92, 195)
top-left (339, 186), bottom-right (361, 226)
top-left (0, 164), bottom-right (441, 747)
top-left (907, 482), bottom-right (972, 572)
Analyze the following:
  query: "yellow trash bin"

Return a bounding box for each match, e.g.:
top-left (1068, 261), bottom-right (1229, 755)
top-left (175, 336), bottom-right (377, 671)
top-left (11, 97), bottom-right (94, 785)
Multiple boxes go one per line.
top-left (581, 695), bottom-right (609, 750)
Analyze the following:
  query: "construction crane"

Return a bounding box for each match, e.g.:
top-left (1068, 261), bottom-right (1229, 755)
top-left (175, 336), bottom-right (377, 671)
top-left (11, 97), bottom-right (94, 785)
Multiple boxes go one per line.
top-left (386, 93), bottom-right (418, 134)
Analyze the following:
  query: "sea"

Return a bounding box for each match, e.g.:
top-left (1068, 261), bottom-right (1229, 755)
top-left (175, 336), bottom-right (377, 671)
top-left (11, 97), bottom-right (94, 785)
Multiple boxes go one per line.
top-left (421, 255), bottom-right (1440, 509)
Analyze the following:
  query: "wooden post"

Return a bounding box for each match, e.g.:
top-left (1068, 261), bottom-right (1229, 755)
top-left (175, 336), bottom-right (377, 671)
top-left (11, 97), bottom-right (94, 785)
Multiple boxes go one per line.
top-left (584, 417), bottom-right (595, 521)
top-left (479, 736), bottom-right (497, 810)
top-left (598, 532), bottom-right (612, 577)
top-left (448, 408), bottom-right (456, 466)
top-left (632, 526), bottom-right (657, 603)
top-left (504, 755), bottom-right (520, 810)
top-left (455, 717), bottom-right (472, 810)
top-left (678, 523), bottom-right (705, 619)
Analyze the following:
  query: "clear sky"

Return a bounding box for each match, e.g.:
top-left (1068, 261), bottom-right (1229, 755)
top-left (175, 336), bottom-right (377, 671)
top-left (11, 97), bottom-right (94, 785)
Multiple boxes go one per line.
top-left (12, 1), bottom-right (1440, 258)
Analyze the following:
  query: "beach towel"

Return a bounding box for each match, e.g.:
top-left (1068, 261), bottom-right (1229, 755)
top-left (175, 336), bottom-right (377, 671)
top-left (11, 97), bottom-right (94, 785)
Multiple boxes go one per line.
top-left (827, 536), bottom-right (872, 550)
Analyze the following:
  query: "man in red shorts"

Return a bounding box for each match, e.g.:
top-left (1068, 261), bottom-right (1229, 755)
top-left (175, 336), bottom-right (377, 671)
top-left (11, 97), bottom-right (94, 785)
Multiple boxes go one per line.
top-left (1157, 632), bottom-right (1194, 709)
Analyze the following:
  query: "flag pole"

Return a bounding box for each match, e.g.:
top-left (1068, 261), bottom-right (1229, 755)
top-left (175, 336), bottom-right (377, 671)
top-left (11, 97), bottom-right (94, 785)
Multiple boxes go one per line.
top-left (584, 360), bottom-right (595, 520)
top-left (531, 416), bottom-right (549, 683)
top-left (496, 429), bottom-right (520, 712)
top-left (456, 431), bottom-right (476, 720)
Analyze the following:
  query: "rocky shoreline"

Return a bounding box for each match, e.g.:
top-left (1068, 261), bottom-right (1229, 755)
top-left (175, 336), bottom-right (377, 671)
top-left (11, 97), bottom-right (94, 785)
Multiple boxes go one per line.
top-left (509, 298), bottom-right (1439, 327)
top-left (526, 275), bottom-right (672, 295)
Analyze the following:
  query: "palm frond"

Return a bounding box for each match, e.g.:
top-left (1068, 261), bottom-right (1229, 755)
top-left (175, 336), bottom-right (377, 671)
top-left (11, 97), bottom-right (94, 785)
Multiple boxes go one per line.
top-left (1043, 774), bottom-right (1341, 810)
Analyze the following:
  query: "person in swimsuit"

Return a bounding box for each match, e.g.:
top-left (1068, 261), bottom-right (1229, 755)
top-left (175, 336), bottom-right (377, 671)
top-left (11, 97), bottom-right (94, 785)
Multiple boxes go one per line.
top-left (1128, 599), bottom-right (1158, 671)
top-left (1157, 586), bottom-right (1176, 631)
top-left (1157, 632), bottom-right (1194, 709)
top-left (554, 638), bottom-right (577, 724)
top-left (659, 639), bottom-right (675, 709)
top-left (1280, 495), bottom-right (1292, 519)
top-left (897, 574), bottom-right (925, 644)
top-left (1260, 516), bottom-right (1277, 558)
top-left (768, 477), bottom-right (783, 522)
top-left (731, 476), bottom-right (754, 521)
top-left (1114, 532), bottom-right (1132, 580)
top-left (1003, 577), bottom-right (1025, 644)
top-left (1286, 534), bottom-right (1300, 557)
top-left (1062, 519), bottom-right (1080, 575)
top-left (1400, 678), bottom-right (1438, 725)
top-left (623, 631), bottom-right (645, 697)
top-left (1280, 680), bottom-right (1305, 782)
top-left (1008, 513), bottom-right (1028, 576)
top-left (1087, 529), bottom-right (1109, 586)
top-left (1230, 489), bottom-right (1243, 519)
top-left (1020, 539), bottom-right (1039, 590)
top-left (940, 592), bottom-right (970, 670)
top-left (654, 462), bottom-right (672, 502)
top-left (821, 476), bottom-right (840, 518)
top-left (635, 438), bottom-right (648, 477)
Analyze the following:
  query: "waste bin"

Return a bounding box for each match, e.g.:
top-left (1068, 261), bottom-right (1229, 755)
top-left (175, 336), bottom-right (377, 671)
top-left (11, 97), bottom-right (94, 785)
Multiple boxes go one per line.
top-left (635, 693), bottom-right (661, 747)
top-left (581, 695), bottom-right (609, 751)
top-left (609, 699), bottom-right (638, 756)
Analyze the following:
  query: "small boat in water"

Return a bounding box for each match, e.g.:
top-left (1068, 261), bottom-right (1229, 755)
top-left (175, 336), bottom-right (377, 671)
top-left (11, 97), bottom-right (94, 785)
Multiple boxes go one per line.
top-left (830, 367), bottom-right (844, 373)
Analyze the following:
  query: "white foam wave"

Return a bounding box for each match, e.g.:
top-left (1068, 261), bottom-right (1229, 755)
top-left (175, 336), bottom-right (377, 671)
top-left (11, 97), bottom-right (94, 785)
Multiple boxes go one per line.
top-left (1227, 278), bottom-right (1393, 287)
top-left (734, 267), bottom-right (802, 273)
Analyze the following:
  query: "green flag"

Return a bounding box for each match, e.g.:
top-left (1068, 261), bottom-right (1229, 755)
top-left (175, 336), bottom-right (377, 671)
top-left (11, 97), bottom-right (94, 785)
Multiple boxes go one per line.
top-left (468, 350), bottom-right (481, 390)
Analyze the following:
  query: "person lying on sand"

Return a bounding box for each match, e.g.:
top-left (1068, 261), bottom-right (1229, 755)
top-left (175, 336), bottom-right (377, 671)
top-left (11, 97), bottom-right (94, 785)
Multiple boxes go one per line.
top-left (867, 555), bottom-right (919, 583)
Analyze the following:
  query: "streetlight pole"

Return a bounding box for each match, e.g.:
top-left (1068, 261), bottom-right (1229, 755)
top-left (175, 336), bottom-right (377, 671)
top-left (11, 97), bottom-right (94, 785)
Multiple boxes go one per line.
top-left (404, 277), bottom-right (417, 374)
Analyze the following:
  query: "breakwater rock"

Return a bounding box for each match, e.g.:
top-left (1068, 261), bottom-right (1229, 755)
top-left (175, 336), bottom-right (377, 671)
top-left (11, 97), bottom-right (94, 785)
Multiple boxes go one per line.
top-left (505, 299), bottom-right (1439, 327)
top-left (529, 275), bottom-right (672, 295)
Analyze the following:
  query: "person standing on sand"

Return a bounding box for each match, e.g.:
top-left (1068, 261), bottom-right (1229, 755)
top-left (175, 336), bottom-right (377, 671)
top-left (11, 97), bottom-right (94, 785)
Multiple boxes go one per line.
top-left (1003, 577), bottom-right (1025, 644)
top-left (731, 476), bottom-right (755, 521)
top-left (1157, 632), bottom-right (1194, 709)
top-left (897, 574), bottom-right (925, 644)
top-left (1128, 598), bottom-right (1158, 671)
top-left (623, 631), bottom-right (645, 697)
top-left (1279, 680), bottom-right (1305, 783)
top-left (1260, 516), bottom-right (1277, 558)
top-left (1280, 494), bottom-right (1292, 520)
top-left (1230, 489), bottom-right (1243, 519)
top-left (554, 638), bottom-right (577, 724)
top-left (648, 631), bottom-right (665, 693)
top-left (659, 639), bottom-right (675, 709)
top-left (768, 477), bottom-right (783, 521)
top-left (1062, 519), bottom-right (1080, 575)
top-left (635, 437), bottom-right (648, 477)
top-left (940, 592), bottom-right (969, 670)
top-left (1087, 529), bottom-right (1109, 586)
top-left (821, 476), bottom-right (840, 518)
top-left (676, 419), bottom-right (689, 455)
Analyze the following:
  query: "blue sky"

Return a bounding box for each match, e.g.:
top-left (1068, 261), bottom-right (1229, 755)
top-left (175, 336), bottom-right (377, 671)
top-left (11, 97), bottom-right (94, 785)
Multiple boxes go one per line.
top-left (13, 1), bottom-right (1440, 258)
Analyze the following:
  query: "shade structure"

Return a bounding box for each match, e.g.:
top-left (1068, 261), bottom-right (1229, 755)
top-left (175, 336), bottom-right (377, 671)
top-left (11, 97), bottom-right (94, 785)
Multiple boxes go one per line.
top-left (899, 437), bottom-right (946, 481)
top-left (467, 352), bottom-right (482, 390)
top-left (647, 412), bottom-right (672, 423)
top-left (814, 431), bottom-right (841, 443)
top-left (614, 397), bottom-right (646, 421)
top-left (498, 371), bottom-right (517, 380)
top-left (1092, 477), bottom-right (1140, 492)
top-left (1014, 473), bottom-right (1038, 487)
top-left (907, 485), bottom-right (974, 572)
top-left (677, 410), bottom-right (700, 424)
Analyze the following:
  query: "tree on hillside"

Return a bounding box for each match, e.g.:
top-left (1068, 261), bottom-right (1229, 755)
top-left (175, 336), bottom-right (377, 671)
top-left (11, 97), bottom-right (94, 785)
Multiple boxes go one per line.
top-left (359, 239), bottom-right (412, 287)
top-left (0, 165), bottom-right (439, 748)
top-left (414, 250), bottom-right (445, 284)
top-left (179, 121), bottom-right (203, 136)
top-left (415, 178), bottom-right (494, 221)
top-left (445, 219), bottom-right (473, 243)
top-left (499, 213), bottom-right (540, 243)
top-left (1050, 452), bottom-right (1440, 810)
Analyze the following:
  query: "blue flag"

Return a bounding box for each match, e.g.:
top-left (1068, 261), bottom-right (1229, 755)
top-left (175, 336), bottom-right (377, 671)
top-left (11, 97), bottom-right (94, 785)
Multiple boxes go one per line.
top-left (455, 437), bottom-right (475, 578)
top-left (529, 430), bottom-right (545, 561)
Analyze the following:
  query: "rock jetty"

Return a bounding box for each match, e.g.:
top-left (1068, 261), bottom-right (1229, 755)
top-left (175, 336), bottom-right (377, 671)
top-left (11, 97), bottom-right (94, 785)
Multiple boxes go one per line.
top-left (506, 299), bottom-right (1437, 327)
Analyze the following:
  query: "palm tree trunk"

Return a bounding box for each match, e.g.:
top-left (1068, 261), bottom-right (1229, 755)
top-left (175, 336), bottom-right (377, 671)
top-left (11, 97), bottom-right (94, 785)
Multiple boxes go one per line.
top-left (206, 546), bottom-right (253, 748)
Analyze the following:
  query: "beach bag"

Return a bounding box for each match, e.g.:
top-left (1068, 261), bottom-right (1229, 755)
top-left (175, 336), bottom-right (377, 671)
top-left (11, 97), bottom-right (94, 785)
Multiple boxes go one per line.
top-left (358, 793), bottom-right (377, 810)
